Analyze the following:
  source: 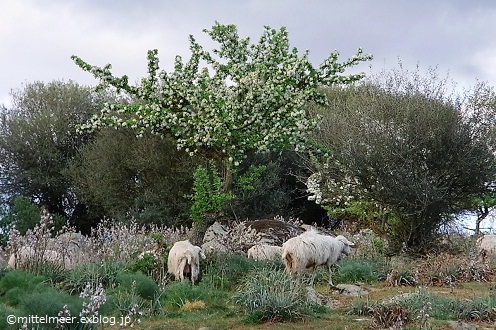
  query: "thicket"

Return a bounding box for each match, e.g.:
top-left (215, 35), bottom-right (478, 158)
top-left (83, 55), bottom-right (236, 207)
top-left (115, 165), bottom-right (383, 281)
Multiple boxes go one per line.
top-left (305, 68), bottom-right (496, 252)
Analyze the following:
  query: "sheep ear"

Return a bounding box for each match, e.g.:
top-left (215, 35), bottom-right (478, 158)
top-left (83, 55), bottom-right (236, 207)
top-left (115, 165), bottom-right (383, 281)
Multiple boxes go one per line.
top-left (336, 235), bottom-right (355, 247)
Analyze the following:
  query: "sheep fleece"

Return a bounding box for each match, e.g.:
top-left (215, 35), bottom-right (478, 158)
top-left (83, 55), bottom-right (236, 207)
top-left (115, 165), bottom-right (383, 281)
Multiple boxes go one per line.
top-left (477, 234), bottom-right (496, 257)
top-left (282, 231), bottom-right (351, 274)
top-left (167, 240), bottom-right (205, 284)
top-left (247, 244), bottom-right (283, 260)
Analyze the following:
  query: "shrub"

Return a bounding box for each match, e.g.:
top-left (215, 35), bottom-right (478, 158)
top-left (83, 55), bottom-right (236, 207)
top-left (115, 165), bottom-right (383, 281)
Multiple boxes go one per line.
top-left (201, 252), bottom-right (258, 290)
top-left (350, 288), bottom-right (496, 328)
top-left (416, 252), bottom-right (494, 285)
top-left (0, 270), bottom-right (46, 306)
top-left (127, 252), bottom-right (161, 276)
top-left (117, 272), bottom-right (159, 301)
top-left (163, 281), bottom-right (210, 309)
top-left (20, 289), bottom-right (82, 318)
top-left (62, 261), bottom-right (124, 294)
top-left (0, 303), bottom-right (23, 330)
top-left (337, 260), bottom-right (377, 283)
top-left (233, 266), bottom-right (314, 323)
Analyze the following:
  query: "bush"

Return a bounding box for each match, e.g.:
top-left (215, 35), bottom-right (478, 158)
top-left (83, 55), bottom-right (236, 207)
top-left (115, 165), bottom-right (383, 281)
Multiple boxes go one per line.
top-left (127, 252), bottom-right (161, 275)
top-left (233, 266), bottom-right (314, 323)
top-left (163, 281), bottom-right (210, 309)
top-left (350, 288), bottom-right (496, 328)
top-left (334, 259), bottom-right (380, 283)
top-left (116, 272), bottom-right (159, 300)
top-left (0, 304), bottom-right (23, 330)
top-left (62, 261), bottom-right (125, 294)
top-left (20, 289), bottom-right (82, 318)
top-left (0, 270), bottom-right (46, 306)
top-left (201, 252), bottom-right (258, 290)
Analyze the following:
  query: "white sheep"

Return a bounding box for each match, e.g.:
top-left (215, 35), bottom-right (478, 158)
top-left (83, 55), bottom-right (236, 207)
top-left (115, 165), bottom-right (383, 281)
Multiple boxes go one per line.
top-left (247, 244), bottom-right (283, 261)
top-left (281, 229), bottom-right (355, 286)
top-left (477, 234), bottom-right (496, 259)
top-left (167, 240), bottom-right (206, 285)
top-left (7, 246), bottom-right (61, 269)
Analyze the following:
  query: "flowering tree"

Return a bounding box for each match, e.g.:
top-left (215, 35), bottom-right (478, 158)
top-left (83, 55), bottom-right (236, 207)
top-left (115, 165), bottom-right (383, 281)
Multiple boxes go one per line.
top-left (72, 22), bottom-right (372, 190)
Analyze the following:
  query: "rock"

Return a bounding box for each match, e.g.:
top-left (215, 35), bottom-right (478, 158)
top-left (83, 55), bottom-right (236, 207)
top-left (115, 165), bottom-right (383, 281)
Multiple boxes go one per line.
top-left (202, 222), bottom-right (228, 243)
top-left (447, 320), bottom-right (477, 330)
top-left (0, 246), bottom-right (5, 268)
top-left (47, 232), bottom-right (90, 269)
top-left (333, 284), bottom-right (369, 297)
top-left (305, 286), bottom-right (337, 308)
top-left (244, 219), bottom-right (304, 246)
top-left (201, 219), bottom-right (304, 254)
top-left (201, 222), bottom-right (229, 254)
top-left (382, 292), bottom-right (423, 305)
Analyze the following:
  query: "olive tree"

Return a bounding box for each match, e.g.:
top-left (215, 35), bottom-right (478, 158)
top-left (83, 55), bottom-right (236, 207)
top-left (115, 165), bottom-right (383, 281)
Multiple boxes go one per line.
top-left (67, 128), bottom-right (198, 227)
top-left (72, 22), bottom-right (372, 192)
top-left (0, 80), bottom-right (110, 219)
top-left (306, 68), bottom-right (496, 252)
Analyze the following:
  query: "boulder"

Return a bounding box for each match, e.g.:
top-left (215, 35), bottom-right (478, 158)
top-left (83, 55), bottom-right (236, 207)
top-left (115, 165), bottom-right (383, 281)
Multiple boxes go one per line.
top-left (201, 222), bottom-right (229, 254)
top-left (244, 219), bottom-right (304, 246)
top-left (201, 219), bottom-right (304, 254)
top-left (333, 284), bottom-right (369, 297)
top-left (447, 321), bottom-right (477, 330)
top-left (305, 286), bottom-right (337, 308)
top-left (47, 232), bottom-right (90, 268)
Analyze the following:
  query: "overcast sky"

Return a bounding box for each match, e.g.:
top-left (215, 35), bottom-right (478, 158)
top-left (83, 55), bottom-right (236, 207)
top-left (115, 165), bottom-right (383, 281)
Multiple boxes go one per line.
top-left (2, 0), bottom-right (496, 107)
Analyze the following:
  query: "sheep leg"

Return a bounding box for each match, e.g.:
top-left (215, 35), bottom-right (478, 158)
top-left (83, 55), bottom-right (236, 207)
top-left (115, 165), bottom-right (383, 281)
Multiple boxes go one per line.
top-left (309, 266), bottom-right (318, 285)
top-left (328, 264), bottom-right (335, 287)
top-left (177, 258), bottom-right (188, 281)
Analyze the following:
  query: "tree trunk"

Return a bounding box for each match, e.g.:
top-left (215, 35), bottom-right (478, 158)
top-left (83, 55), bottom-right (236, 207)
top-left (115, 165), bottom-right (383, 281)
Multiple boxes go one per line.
top-left (222, 160), bottom-right (233, 192)
top-left (475, 206), bottom-right (489, 236)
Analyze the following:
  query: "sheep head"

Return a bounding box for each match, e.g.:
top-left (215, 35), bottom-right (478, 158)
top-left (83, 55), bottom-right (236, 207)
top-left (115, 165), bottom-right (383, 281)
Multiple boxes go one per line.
top-left (335, 235), bottom-right (355, 255)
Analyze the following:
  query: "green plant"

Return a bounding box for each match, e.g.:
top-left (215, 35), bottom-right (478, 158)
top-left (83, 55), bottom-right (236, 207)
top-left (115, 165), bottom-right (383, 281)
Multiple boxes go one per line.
top-left (72, 23), bottom-right (371, 174)
top-left (128, 252), bottom-right (160, 275)
top-left (187, 163), bottom-right (234, 222)
top-left (20, 289), bottom-right (82, 318)
top-left (201, 252), bottom-right (258, 290)
top-left (163, 281), bottom-right (209, 309)
top-left (116, 272), bottom-right (159, 301)
top-left (236, 165), bottom-right (267, 191)
top-left (334, 259), bottom-right (380, 283)
top-left (233, 266), bottom-right (315, 323)
top-left (0, 303), bottom-right (24, 330)
top-left (0, 270), bottom-right (47, 306)
top-left (63, 261), bottom-right (124, 294)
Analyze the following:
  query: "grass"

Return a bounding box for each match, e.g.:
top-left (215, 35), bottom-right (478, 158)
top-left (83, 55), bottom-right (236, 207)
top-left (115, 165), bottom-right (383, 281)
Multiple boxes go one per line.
top-left (3, 265), bottom-right (496, 330)
top-left (2, 223), bottom-right (496, 330)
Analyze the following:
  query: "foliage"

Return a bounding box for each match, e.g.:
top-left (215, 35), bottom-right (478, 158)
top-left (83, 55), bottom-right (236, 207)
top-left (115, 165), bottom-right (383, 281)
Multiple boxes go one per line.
top-left (20, 289), bottom-right (82, 319)
top-left (0, 80), bottom-right (110, 219)
top-left (67, 129), bottom-right (197, 227)
top-left (72, 22), bottom-right (371, 169)
top-left (229, 152), bottom-right (299, 219)
top-left (236, 165), bottom-right (268, 191)
top-left (128, 252), bottom-right (161, 275)
top-left (164, 282), bottom-right (212, 308)
top-left (233, 266), bottom-right (315, 323)
top-left (0, 270), bottom-right (46, 305)
top-left (62, 262), bottom-right (124, 294)
top-left (187, 162), bottom-right (234, 222)
top-left (350, 288), bottom-right (496, 327)
top-left (333, 259), bottom-right (382, 284)
top-left (201, 252), bottom-right (260, 290)
top-left (0, 196), bottom-right (40, 246)
top-left (306, 67), bottom-right (496, 252)
top-left (116, 271), bottom-right (159, 301)
top-left (414, 252), bottom-right (493, 286)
